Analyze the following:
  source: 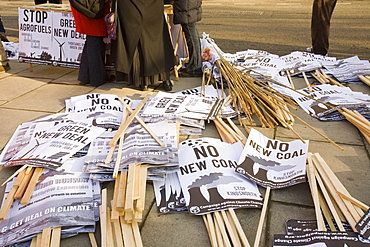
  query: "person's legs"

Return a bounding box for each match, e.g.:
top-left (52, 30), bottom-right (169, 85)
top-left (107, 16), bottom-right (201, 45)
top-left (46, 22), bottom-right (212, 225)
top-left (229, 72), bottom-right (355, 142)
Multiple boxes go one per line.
top-left (34, 0), bottom-right (47, 5)
top-left (48, 0), bottom-right (62, 3)
top-left (78, 35), bottom-right (107, 86)
top-left (311, 0), bottom-right (337, 55)
top-left (181, 23), bottom-right (202, 74)
top-left (78, 39), bottom-right (90, 84)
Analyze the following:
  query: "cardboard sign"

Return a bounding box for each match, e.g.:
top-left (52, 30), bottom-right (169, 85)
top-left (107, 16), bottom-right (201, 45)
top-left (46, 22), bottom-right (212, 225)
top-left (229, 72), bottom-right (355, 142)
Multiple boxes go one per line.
top-left (236, 128), bottom-right (308, 189)
top-left (177, 138), bottom-right (263, 215)
top-left (4, 121), bottom-right (105, 170)
top-left (18, 6), bottom-right (85, 68)
top-left (356, 209), bottom-right (370, 239)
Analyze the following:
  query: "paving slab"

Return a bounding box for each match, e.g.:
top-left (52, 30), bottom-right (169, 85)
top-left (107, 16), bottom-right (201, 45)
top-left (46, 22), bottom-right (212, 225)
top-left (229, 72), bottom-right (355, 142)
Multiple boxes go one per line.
top-left (267, 202), bottom-right (316, 245)
top-left (52, 69), bottom-right (80, 85)
top-left (0, 75), bottom-right (47, 102)
top-left (275, 109), bottom-right (364, 145)
top-left (0, 108), bottom-right (49, 148)
top-left (15, 63), bottom-right (75, 80)
top-left (141, 201), bottom-right (211, 247)
top-left (2, 83), bottom-right (94, 112)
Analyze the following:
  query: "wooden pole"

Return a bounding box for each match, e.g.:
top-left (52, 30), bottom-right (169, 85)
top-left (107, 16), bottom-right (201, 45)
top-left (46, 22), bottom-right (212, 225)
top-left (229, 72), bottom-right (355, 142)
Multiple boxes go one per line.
top-left (40, 227), bottom-right (52, 247)
top-left (50, 227), bottom-right (61, 247)
top-left (306, 157), bottom-right (326, 231)
top-left (313, 163), bottom-right (345, 231)
top-left (254, 187), bottom-right (271, 247)
top-left (227, 208), bottom-right (250, 247)
top-left (20, 167), bottom-right (43, 205)
top-left (109, 94), bottom-right (152, 147)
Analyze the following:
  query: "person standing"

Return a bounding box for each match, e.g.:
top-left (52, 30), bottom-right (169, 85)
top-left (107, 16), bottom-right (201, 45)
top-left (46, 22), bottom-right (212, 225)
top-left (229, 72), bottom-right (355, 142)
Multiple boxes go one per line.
top-left (173, 0), bottom-right (202, 77)
top-left (310, 0), bottom-right (337, 56)
top-left (70, 0), bottom-right (111, 86)
top-left (113, 0), bottom-right (176, 91)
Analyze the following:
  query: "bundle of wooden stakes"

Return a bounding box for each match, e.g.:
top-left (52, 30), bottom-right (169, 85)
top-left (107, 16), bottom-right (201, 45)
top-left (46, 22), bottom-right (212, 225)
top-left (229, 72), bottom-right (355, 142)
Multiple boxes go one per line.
top-left (310, 69), bottom-right (344, 87)
top-left (99, 94), bottom-right (165, 247)
top-left (215, 57), bottom-right (297, 130)
top-left (306, 152), bottom-right (369, 232)
top-left (0, 166), bottom-right (44, 220)
top-left (339, 107), bottom-right (370, 143)
top-left (359, 75), bottom-right (370, 87)
top-left (202, 209), bottom-right (251, 247)
top-left (211, 58), bottom-right (345, 151)
top-left (99, 164), bottom-right (148, 247)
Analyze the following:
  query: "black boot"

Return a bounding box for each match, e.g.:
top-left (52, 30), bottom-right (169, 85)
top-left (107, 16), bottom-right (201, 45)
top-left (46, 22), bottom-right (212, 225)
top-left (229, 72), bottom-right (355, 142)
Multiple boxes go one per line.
top-left (163, 80), bottom-right (173, 91)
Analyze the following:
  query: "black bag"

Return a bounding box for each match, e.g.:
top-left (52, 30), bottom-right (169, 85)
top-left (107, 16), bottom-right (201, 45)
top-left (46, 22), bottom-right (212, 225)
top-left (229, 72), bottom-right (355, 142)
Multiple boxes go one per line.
top-left (69, 0), bottom-right (105, 19)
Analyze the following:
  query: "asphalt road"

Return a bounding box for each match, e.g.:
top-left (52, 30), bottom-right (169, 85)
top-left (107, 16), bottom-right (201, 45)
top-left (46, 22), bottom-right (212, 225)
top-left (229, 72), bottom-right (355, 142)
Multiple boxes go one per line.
top-left (1, 0), bottom-right (370, 60)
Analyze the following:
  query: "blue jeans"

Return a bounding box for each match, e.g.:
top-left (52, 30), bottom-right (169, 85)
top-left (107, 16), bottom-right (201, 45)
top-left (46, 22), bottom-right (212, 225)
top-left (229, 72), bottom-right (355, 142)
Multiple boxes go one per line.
top-left (181, 22), bottom-right (202, 74)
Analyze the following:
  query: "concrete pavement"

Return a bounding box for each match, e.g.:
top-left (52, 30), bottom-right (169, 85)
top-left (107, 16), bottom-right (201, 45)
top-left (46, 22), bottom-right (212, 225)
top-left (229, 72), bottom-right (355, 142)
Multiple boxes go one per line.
top-left (0, 58), bottom-right (369, 246)
top-left (0, 0), bottom-right (370, 246)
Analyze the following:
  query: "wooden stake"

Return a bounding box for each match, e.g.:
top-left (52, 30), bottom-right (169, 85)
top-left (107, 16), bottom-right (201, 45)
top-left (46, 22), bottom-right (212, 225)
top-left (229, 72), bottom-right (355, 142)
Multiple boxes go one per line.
top-left (337, 191), bottom-right (369, 211)
top-left (50, 227), bottom-right (61, 247)
top-left (0, 169), bottom-right (27, 220)
top-left (254, 187), bottom-right (271, 247)
top-left (307, 157), bottom-right (326, 231)
top-left (220, 210), bottom-right (241, 247)
top-left (100, 189), bottom-right (108, 247)
top-left (132, 221), bottom-right (143, 247)
top-left (205, 213), bottom-right (218, 247)
top-left (1, 164), bottom-right (28, 186)
top-left (109, 94), bottom-right (152, 147)
top-left (120, 218), bottom-right (135, 247)
top-left (30, 236), bottom-right (37, 247)
top-left (135, 165), bottom-right (148, 222)
top-left (214, 211), bottom-right (232, 247)
top-left (105, 206), bottom-right (115, 247)
top-left (40, 227), bottom-right (52, 247)
top-left (112, 174), bottom-right (122, 220)
top-left (286, 70), bottom-right (295, 89)
top-left (301, 71), bottom-right (312, 91)
top-left (311, 153), bottom-right (358, 231)
top-left (227, 208), bottom-right (250, 247)
top-left (113, 131), bottom-right (126, 178)
top-left (88, 232), bottom-right (99, 247)
top-left (313, 163), bottom-right (345, 231)
top-left (14, 166), bottom-right (34, 199)
top-left (36, 232), bottom-right (42, 247)
top-left (318, 190), bottom-right (336, 231)
top-left (125, 163), bottom-right (137, 222)
top-left (20, 167), bottom-right (43, 205)
top-left (116, 171), bottom-right (128, 211)
top-left (214, 213), bottom-right (225, 247)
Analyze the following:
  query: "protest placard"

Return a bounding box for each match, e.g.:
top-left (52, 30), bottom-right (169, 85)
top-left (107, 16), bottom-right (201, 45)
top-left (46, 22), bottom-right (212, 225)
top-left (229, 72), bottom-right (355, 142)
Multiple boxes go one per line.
top-left (4, 121), bottom-right (106, 170)
top-left (236, 128), bottom-right (308, 189)
top-left (0, 172), bottom-right (96, 247)
top-left (177, 137), bottom-right (263, 215)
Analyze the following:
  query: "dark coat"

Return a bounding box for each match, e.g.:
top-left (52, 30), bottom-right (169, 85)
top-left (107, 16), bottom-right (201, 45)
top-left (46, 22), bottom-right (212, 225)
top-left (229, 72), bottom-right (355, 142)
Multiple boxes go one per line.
top-left (173, 0), bottom-right (202, 25)
top-left (113, 0), bottom-right (175, 78)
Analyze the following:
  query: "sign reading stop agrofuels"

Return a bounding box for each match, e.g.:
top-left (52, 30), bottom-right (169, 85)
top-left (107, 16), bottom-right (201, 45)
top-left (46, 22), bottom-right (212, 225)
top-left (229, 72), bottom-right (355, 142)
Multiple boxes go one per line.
top-left (18, 6), bottom-right (86, 68)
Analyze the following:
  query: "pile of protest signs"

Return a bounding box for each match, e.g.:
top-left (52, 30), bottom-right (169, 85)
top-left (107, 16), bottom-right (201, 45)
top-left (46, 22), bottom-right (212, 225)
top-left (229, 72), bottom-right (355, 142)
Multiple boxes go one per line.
top-left (0, 88), bottom-right (240, 246)
top-left (201, 33), bottom-right (370, 144)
